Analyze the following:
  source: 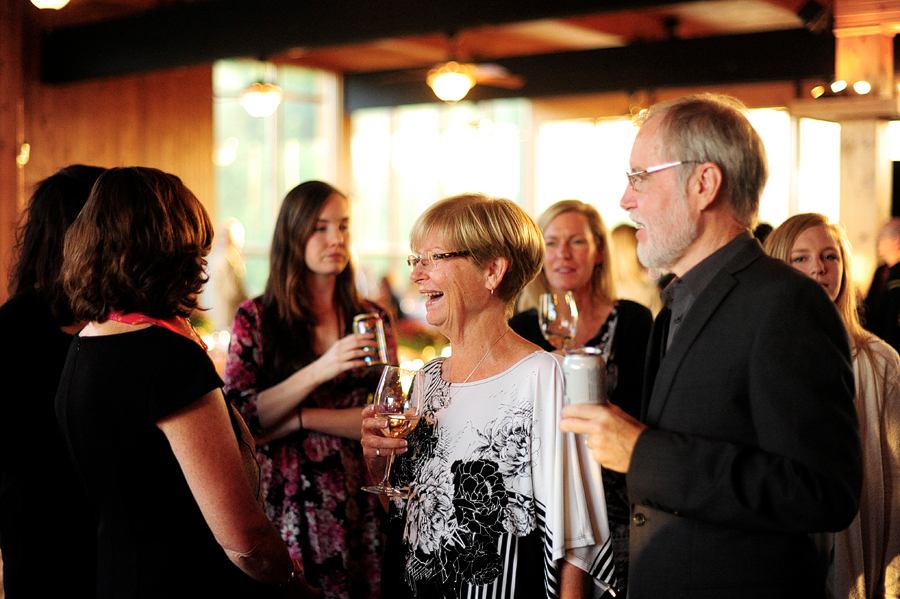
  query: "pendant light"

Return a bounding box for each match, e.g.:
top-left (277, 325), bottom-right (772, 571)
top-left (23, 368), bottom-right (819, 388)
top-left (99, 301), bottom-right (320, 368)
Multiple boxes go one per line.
top-left (427, 61), bottom-right (476, 103)
top-left (239, 61), bottom-right (283, 118)
top-left (239, 82), bottom-right (284, 118)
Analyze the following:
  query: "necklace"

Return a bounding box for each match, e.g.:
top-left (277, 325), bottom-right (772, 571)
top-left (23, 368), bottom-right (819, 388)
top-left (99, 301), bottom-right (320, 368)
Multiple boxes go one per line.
top-left (450, 327), bottom-right (510, 386)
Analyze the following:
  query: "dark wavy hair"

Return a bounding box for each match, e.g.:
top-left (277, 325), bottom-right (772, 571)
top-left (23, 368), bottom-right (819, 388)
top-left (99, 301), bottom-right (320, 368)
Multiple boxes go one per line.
top-left (9, 165), bottom-right (106, 326)
top-left (261, 180), bottom-right (365, 383)
top-left (62, 167), bottom-right (213, 322)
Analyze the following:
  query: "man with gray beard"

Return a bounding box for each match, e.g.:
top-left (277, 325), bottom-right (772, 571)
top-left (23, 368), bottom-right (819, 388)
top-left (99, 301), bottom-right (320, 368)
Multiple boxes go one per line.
top-left (560, 94), bottom-right (862, 599)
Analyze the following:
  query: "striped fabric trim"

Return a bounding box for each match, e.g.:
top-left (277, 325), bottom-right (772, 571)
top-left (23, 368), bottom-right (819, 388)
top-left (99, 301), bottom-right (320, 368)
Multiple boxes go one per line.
top-left (589, 536), bottom-right (617, 595)
top-left (536, 500), bottom-right (560, 598)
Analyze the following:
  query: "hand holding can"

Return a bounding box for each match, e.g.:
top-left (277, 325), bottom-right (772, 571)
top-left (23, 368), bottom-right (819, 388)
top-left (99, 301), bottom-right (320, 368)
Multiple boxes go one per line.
top-left (562, 347), bottom-right (607, 405)
top-left (353, 313), bottom-right (388, 366)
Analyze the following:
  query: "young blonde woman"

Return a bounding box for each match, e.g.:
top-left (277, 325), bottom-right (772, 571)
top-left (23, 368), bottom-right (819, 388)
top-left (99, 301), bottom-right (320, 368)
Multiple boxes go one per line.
top-left (766, 213), bottom-right (900, 599)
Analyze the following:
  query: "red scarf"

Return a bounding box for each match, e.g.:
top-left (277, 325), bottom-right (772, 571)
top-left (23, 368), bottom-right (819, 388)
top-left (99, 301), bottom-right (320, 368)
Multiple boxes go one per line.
top-left (107, 312), bottom-right (207, 350)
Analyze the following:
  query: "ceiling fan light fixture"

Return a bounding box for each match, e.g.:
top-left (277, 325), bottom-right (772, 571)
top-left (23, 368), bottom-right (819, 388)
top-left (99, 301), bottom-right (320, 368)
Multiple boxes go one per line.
top-left (239, 82), bottom-right (283, 118)
top-left (31, 0), bottom-right (70, 8)
top-left (427, 61), bottom-right (476, 103)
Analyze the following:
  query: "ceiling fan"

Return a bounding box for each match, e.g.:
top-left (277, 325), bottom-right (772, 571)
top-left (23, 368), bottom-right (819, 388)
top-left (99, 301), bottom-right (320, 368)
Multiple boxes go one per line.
top-left (372, 34), bottom-right (525, 103)
top-left (425, 60), bottom-right (524, 102)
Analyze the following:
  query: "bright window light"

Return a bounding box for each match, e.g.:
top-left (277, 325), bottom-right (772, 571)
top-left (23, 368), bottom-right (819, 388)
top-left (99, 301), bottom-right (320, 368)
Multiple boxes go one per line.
top-left (797, 118), bottom-right (840, 223)
top-left (747, 109), bottom-right (791, 227)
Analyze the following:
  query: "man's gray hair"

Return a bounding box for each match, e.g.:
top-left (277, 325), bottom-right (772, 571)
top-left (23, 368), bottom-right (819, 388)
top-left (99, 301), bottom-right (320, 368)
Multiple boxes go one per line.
top-left (635, 94), bottom-right (769, 229)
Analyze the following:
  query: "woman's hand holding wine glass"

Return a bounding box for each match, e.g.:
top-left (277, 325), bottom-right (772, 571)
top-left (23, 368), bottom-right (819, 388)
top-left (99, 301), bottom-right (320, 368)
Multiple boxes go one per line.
top-left (361, 366), bottom-right (423, 498)
top-left (538, 291), bottom-right (579, 351)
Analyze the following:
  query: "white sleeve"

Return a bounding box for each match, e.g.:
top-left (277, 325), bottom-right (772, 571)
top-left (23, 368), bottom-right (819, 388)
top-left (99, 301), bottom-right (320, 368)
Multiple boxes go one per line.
top-left (533, 354), bottom-right (615, 592)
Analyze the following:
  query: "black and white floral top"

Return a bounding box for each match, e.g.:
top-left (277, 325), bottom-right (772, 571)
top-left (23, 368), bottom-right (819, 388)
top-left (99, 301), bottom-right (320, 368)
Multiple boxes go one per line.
top-left (386, 352), bottom-right (615, 599)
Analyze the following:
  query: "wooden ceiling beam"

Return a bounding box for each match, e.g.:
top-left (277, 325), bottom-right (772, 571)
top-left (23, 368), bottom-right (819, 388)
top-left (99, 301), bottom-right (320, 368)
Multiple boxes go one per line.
top-left (344, 28), bottom-right (838, 109)
top-left (41, 0), bottom-right (689, 83)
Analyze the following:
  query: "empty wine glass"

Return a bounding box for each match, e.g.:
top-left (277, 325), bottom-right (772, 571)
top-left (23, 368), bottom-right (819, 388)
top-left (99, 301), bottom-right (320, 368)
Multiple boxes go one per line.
top-left (362, 366), bottom-right (424, 498)
top-left (538, 291), bottom-right (579, 351)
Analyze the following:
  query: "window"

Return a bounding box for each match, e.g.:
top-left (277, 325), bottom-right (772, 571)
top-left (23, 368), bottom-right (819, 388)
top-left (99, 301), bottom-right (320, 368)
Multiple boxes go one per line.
top-left (535, 117), bottom-right (636, 230)
top-left (535, 109), bottom-right (798, 230)
top-left (213, 59), bottom-right (338, 295)
top-left (796, 118), bottom-right (840, 222)
top-left (350, 99), bottom-right (529, 294)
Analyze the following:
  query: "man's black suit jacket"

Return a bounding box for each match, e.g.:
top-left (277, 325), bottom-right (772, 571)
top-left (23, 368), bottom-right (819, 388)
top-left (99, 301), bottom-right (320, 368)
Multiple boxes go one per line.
top-left (626, 237), bottom-right (862, 599)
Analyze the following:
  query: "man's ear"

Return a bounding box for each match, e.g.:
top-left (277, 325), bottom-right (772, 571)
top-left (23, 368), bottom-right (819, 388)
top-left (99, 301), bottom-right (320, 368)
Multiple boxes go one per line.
top-left (691, 162), bottom-right (724, 211)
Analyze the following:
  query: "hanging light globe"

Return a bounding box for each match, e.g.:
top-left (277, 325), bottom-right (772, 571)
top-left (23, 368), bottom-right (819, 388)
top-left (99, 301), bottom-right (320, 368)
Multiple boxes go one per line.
top-left (427, 62), bottom-right (476, 103)
top-left (239, 82), bottom-right (284, 118)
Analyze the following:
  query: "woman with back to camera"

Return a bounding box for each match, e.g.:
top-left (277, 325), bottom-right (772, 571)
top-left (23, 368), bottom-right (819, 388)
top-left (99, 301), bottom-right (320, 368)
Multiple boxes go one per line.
top-left (766, 213), bottom-right (900, 599)
top-left (0, 165), bottom-right (104, 598)
top-left (361, 193), bottom-right (616, 599)
top-left (224, 180), bottom-right (397, 599)
top-left (55, 167), bottom-right (318, 599)
top-left (508, 199), bottom-right (652, 595)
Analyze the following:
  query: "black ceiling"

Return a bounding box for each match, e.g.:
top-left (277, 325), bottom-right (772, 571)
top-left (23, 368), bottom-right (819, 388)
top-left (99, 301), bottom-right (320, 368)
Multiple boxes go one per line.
top-left (40, 0), bottom-right (842, 109)
top-left (345, 29), bottom-right (836, 110)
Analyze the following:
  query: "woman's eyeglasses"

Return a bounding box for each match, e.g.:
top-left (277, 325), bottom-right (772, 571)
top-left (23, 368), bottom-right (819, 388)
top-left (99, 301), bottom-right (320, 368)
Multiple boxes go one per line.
top-left (407, 251), bottom-right (470, 270)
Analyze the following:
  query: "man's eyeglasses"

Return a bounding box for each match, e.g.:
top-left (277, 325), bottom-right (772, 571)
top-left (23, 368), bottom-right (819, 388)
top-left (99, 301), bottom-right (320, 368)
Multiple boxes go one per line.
top-left (407, 251), bottom-right (470, 270)
top-left (626, 161), bottom-right (702, 192)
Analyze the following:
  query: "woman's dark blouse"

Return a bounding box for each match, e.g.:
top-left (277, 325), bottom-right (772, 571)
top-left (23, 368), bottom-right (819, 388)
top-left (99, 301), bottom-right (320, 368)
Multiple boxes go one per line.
top-left (509, 299), bottom-right (652, 419)
top-left (55, 326), bottom-right (277, 599)
top-left (509, 298), bottom-right (652, 596)
top-left (0, 290), bottom-right (96, 598)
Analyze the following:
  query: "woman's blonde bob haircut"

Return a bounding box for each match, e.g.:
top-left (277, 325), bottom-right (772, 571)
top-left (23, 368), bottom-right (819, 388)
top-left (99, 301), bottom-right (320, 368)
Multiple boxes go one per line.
top-left (409, 193), bottom-right (544, 318)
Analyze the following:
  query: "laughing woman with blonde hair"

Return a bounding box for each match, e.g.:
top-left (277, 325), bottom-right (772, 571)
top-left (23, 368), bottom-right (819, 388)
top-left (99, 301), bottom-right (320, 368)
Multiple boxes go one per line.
top-left (362, 193), bottom-right (616, 598)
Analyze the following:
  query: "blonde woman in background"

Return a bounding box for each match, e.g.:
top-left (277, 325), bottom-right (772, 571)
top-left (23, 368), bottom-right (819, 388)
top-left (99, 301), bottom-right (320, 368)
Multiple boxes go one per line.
top-left (766, 213), bottom-right (900, 599)
top-left (509, 199), bottom-right (652, 596)
top-left (610, 223), bottom-right (663, 315)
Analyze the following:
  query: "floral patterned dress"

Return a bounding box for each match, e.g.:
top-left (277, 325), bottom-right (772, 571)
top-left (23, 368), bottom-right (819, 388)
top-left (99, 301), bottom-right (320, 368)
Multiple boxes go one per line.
top-left (224, 297), bottom-right (397, 599)
top-left (385, 352), bottom-right (616, 599)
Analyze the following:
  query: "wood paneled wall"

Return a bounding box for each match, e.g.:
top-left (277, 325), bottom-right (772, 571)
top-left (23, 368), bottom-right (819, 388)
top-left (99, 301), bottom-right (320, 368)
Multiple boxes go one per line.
top-left (0, 50), bottom-right (215, 302)
top-left (23, 66), bottom-right (214, 203)
top-left (0, 0), bottom-right (27, 306)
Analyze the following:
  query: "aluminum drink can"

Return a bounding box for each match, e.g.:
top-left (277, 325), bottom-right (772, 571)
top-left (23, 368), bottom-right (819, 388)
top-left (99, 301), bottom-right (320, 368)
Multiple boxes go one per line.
top-left (353, 313), bottom-right (388, 366)
top-left (562, 347), bottom-right (607, 405)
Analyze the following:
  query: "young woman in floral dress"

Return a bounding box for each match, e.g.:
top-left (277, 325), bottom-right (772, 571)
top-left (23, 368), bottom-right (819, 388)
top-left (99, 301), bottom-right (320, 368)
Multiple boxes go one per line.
top-left (224, 181), bottom-right (397, 599)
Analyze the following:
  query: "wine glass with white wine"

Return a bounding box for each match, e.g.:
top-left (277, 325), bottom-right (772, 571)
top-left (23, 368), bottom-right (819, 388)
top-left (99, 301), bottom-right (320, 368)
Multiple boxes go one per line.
top-left (362, 366), bottom-right (424, 498)
top-left (538, 291), bottom-right (579, 351)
